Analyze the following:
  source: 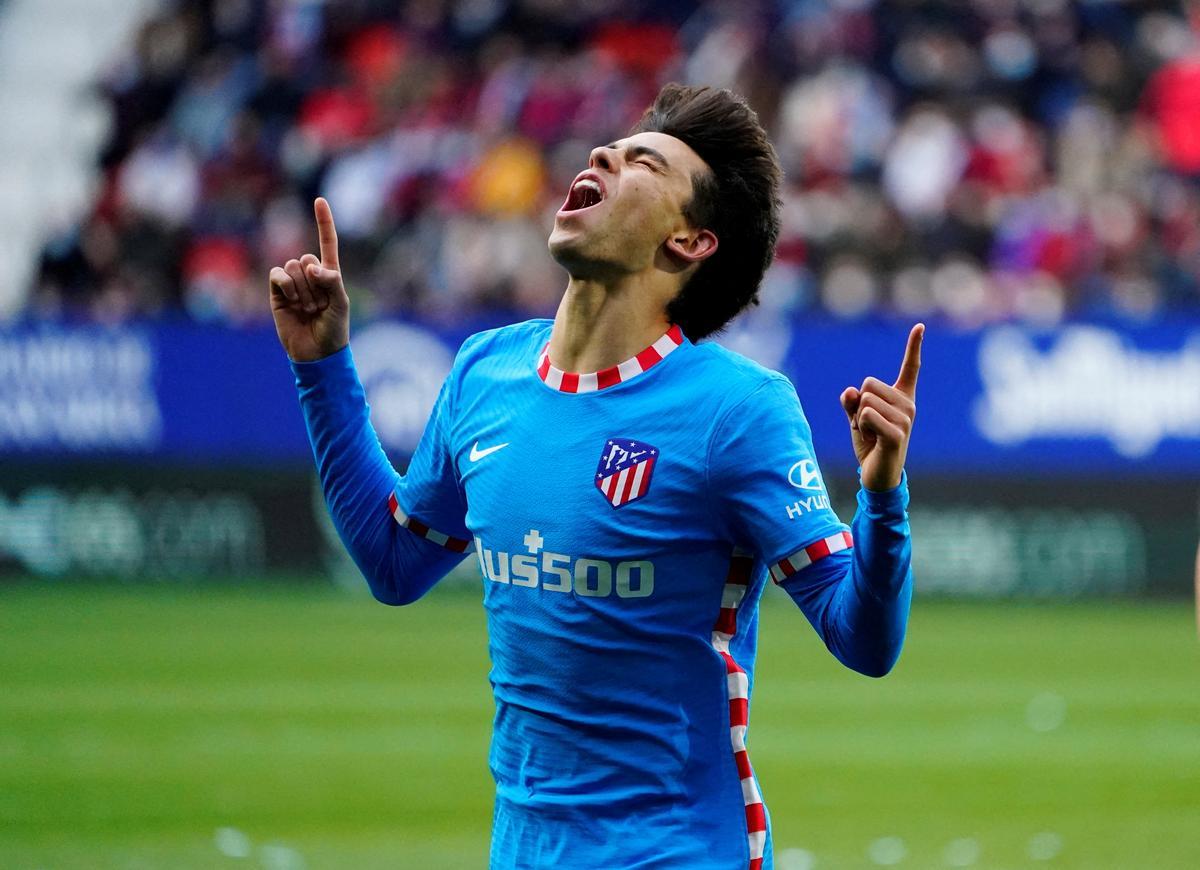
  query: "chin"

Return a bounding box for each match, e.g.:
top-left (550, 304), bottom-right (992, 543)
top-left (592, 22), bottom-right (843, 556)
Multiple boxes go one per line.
top-left (548, 227), bottom-right (589, 270)
top-left (548, 241), bottom-right (620, 282)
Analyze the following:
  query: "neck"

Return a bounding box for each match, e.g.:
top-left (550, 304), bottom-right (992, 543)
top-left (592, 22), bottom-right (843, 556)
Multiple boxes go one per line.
top-left (548, 273), bottom-right (675, 372)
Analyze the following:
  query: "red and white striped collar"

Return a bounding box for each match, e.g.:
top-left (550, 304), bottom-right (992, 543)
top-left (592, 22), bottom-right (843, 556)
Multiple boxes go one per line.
top-left (536, 324), bottom-right (685, 393)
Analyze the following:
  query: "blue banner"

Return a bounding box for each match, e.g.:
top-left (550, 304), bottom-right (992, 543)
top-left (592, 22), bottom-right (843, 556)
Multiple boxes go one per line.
top-left (2, 316), bottom-right (1198, 475)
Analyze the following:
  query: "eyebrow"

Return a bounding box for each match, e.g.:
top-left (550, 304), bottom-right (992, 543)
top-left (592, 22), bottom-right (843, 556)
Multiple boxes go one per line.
top-left (607, 142), bottom-right (670, 170)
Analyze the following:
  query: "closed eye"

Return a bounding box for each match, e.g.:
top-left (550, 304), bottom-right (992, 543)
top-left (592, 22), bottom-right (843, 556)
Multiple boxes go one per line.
top-left (607, 142), bottom-right (670, 172)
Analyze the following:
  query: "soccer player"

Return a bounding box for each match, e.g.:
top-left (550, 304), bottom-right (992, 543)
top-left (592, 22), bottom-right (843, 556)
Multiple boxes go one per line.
top-left (269, 85), bottom-right (918, 870)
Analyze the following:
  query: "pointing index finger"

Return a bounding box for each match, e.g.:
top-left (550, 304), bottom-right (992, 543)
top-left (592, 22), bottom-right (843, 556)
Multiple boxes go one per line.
top-left (314, 197), bottom-right (339, 270)
top-left (893, 323), bottom-right (924, 395)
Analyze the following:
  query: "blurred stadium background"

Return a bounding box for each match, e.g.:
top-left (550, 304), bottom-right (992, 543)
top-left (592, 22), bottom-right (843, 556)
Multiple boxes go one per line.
top-left (2, 1), bottom-right (1198, 868)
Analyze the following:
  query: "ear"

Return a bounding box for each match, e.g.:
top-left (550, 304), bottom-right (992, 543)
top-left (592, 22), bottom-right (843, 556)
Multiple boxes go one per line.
top-left (664, 228), bottom-right (718, 265)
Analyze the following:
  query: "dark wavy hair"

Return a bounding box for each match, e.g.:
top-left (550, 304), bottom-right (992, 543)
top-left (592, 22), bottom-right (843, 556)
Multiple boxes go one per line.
top-left (631, 84), bottom-right (782, 340)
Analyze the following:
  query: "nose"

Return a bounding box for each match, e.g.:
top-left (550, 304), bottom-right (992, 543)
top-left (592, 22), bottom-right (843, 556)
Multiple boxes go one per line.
top-left (588, 145), bottom-right (617, 173)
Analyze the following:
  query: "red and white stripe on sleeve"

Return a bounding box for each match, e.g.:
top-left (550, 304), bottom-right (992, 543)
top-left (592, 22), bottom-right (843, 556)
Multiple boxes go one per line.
top-left (387, 493), bottom-right (471, 553)
top-left (768, 530), bottom-right (854, 584)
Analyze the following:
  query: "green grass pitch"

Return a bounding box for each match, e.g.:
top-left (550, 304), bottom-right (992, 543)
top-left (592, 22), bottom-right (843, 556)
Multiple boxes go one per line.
top-left (1, 584), bottom-right (1197, 869)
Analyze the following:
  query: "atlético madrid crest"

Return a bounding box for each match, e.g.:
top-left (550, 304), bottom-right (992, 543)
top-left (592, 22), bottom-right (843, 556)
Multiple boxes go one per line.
top-left (595, 438), bottom-right (658, 509)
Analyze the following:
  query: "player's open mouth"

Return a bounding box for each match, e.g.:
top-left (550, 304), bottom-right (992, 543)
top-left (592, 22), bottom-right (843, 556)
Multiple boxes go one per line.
top-left (560, 173), bottom-right (606, 213)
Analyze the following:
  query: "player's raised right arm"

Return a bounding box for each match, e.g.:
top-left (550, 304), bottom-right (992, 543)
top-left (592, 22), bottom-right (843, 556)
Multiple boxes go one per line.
top-left (271, 199), bottom-right (467, 604)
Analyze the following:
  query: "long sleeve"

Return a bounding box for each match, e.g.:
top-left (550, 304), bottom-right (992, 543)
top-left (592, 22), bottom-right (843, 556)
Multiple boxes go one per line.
top-left (708, 374), bottom-right (913, 677)
top-left (293, 346), bottom-right (469, 605)
top-left (777, 476), bottom-right (913, 677)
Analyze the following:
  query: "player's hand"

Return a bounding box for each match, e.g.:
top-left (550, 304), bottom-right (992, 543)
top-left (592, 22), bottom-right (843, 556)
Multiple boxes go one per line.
top-left (268, 197), bottom-right (350, 362)
top-left (840, 324), bottom-right (924, 492)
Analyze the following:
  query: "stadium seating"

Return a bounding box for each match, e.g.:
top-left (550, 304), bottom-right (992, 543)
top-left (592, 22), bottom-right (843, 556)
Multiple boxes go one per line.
top-left (0, 0), bottom-right (157, 317)
top-left (18, 1), bottom-right (1200, 326)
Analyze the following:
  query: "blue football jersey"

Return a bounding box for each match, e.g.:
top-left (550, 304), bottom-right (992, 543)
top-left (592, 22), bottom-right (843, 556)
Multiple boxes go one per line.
top-left (388, 319), bottom-right (853, 869)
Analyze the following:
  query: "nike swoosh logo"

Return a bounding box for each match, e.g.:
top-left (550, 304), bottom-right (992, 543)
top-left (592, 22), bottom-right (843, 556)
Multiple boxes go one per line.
top-left (469, 441), bottom-right (510, 462)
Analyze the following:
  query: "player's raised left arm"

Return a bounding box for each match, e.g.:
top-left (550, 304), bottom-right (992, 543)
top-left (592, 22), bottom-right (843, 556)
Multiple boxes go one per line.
top-left (785, 326), bottom-right (923, 675)
top-left (711, 331), bottom-right (922, 676)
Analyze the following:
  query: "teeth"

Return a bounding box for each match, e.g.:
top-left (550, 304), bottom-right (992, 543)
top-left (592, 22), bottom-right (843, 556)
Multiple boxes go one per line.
top-left (574, 179), bottom-right (601, 195)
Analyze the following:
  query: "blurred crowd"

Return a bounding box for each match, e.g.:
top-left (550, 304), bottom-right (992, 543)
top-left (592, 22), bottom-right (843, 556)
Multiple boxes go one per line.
top-left (31, 0), bottom-right (1200, 327)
